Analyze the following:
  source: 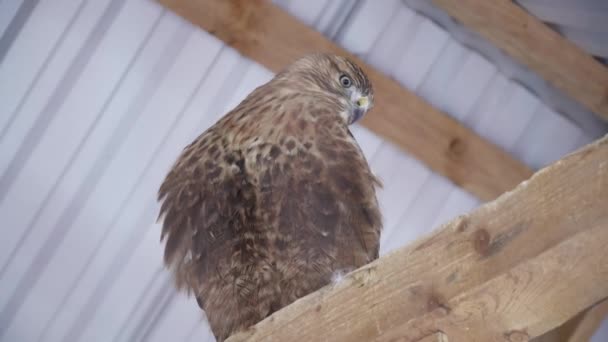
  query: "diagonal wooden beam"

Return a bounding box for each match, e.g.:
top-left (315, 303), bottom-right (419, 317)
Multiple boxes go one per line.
top-left (158, 0), bottom-right (533, 201)
top-left (224, 135), bottom-right (608, 341)
top-left (431, 0), bottom-right (608, 121)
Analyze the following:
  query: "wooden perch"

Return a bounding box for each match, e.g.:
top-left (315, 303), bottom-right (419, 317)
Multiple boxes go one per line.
top-left (224, 135), bottom-right (608, 342)
top-left (158, 0), bottom-right (533, 201)
top-left (431, 0), bottom-right (608, 121)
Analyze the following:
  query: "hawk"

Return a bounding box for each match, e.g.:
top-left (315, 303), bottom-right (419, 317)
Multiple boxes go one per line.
top-left (158, 53), bottom-right (382, 341)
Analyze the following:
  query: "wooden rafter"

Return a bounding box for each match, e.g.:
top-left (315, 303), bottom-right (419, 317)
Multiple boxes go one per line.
top-left (431, 0), bottom-right (608, 121)
top-left (223, 135), bottom-right (608, 342)
top-left (158, 0), bottom-right (533, 201)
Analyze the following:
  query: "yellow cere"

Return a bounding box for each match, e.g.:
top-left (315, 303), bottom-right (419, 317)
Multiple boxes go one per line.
top-left (356, 96), bottom-right (369, 108)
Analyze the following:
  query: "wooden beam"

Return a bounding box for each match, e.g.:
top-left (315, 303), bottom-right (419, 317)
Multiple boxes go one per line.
top-left (224, 135), bottom-right (608, 342)
top-left (431, 0), bottom-right (608, 121)
top-left (158, 0), bottom-right (533, 201)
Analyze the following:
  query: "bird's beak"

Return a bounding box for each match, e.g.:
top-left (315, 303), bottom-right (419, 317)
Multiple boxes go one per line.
top-left (351, 96), bottom-right (369, 124)
top-left (356, 96), bottom-right (369, 109)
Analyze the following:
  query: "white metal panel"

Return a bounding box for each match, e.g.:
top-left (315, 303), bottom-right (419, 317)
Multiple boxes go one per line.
top-left (0, 0), bottom-right (26, 38)
top-left (308, 0), bottom-right (356, 39)
top-left (371, 143), bottom-right (431, 249)
top-left (593, 317), bottom-right (608, 342)
top-left (219, 63), bottom-right (274, 116)
top-left (79, 222), bottom-right (170, 342)
top-left (514, 106), bottom-right (585, 169)
top-left (366, 6), bottom-right (418, 76)
top-left (187, 322), bottom-right (216, 342)
top-left (374, 145), bottom-right (425, 238)
top-left (111, 262), bottom-right (171, 342)
top-left (34, 25), bottom-right (200, 342)
top-left (0, 0), bottom-right (85, 169)
top-left (39, 29), bottom-right (225, 342)
top-left (380, 173), bottom-right (455, 256)
top-left (441, 52), bottom-right (497, 121)
top-left (430, 187), bottom-right (479, 230)
top-left (0, 5), bottom-right (171, 317)
top-left (463, 73), bottom-right (507, 128)
top-left (281, 0), bottom-right (328, 27)
top-left (143, 292), bottom-right (206, 342)
top-left (0, 0), bottom-right (161, 313)
top-left (472, 79), bottom-right (541, 151)
top-left (337, 0), bottom-right (401, 56)
top-left (1, 7), bottom-right (191, 340)
top-left (417, 39), bottom-right (468, 109)
top-left (349, 123), bottom-right (383, 161)
top-left (394, 17), bottom-right (449, 91)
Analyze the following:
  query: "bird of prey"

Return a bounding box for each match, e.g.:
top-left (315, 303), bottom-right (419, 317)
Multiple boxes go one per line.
top-left (158, 53), bottom-right (382, 341)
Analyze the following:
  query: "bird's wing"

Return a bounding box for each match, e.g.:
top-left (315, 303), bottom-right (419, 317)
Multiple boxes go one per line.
top-left (158, 125), bottom-right (382, 283)
top-left (158, 127), bottom-right (252, 292)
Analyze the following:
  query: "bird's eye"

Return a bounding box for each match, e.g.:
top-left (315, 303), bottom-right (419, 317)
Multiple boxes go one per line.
top-left (339, 75), bottom-right (352, 88)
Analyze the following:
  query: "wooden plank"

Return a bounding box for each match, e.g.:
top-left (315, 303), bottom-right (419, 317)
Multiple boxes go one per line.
top-left (223, 135), bottom-right (608, 342)
top-left (431, 0), bottom-right (608, 121)
top-left (158, 0), bottom-right (533, 201)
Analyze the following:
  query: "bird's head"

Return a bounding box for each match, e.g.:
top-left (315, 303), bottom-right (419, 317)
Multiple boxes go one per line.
top-left (276, 53), bottom-right (374, 125)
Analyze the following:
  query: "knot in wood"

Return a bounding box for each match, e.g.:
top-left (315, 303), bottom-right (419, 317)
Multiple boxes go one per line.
top-left (427, 293), bottom-right (450, 316)
top-left (472, 228), bottom-right (491, 256)
top-left (447, 137), bottom-right (466, 160)
top-left (453, 216), bottom-right (469, 233)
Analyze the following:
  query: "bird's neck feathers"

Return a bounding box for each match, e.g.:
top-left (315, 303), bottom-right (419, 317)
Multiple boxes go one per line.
top-left (216, 81), bottom-right (348, 148)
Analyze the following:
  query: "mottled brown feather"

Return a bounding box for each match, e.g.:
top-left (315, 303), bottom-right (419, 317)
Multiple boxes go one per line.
top-left (158, 53), bottom-right (382, 341)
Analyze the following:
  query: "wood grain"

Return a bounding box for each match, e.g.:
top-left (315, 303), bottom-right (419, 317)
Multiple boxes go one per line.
top-left (223, 135), bottom-right (608, 341)
top-left (431, 0), bottom-right (608, 121)
top-left (158, 0), bottom-right (533, 201)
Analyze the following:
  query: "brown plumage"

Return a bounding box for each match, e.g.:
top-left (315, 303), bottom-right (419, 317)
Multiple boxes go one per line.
top-left (158, 53), bottom-right (382, 341)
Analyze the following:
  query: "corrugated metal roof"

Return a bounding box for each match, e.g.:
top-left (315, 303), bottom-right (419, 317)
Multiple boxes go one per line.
top-left (0, 0), bottom-right (605, 341)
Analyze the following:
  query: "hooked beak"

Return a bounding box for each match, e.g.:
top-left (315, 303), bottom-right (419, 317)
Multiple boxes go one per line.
top-left (350, 95), bottom-right (370, 124)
